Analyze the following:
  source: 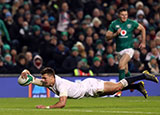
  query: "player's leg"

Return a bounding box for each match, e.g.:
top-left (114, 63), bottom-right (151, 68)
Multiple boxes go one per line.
top-left (122, 81), bottom-right (148, 98)
top-left (123, 70), bottom-right (159, 85)
top-left (116, 54), bottom-right (131, 97)
top-left (102, 71), bottom-right (158, 97)
top-left (103, 81), bottom-right (123, 95)
top-left (124, 63), bottom-right (135, 92)
top-left (103, 80), bottom-right (146, 96)
top-left (125, 64), bottom-right (130, 77)
top-left (119, 54), bottom-right (131, 80)
top-left (103, 80), bottom-right (148, 98)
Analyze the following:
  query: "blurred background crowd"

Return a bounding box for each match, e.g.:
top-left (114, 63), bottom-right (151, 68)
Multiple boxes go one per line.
top-left (0, 0), bottom-right (160, 76)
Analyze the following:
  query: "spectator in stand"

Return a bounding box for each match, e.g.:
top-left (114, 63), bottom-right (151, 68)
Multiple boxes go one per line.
top-left (61, 31), bottom-right (73, 48)
top-left (74, 41), bottom-right (87, 58)
top-left (155, 38), bottom-right (160, 49)
top-left (133, 38), bottom-right (140, 50)
top-left (33, 15), bottom-right (42, 27)
top-left (105, 45), bottom-right (114, 55)
top-left (74, 58), bottom-right (94, 76)
top-left (10, 48), bottom-right (17, 65)
top-left (129, 50), bottom-right (144, 73)
top-left (143, 6), bottom-right (150, 19)
top-left (44, 36), bottom-right (57, 69)
top-left (34, 6), bottom-right (43, 17)
top-left (92, 17), bottom-right (102, 35)
top-left (23, 1), bottom-right (31, 12)
top-left (92, 8), bottom-right (101, 18)
top-left (95, 39), bottom-right (105, 56)
top-left (67, 25), bottom-right (76, 45)
top-left (19, 21), bottom-right (32, 47)
top-left (148, 27), bottom-right (156, 40)
top-left (11, 0), bottom-right (21, 16)
top-left (105, 54), bottom-right (118, 73)
top-left (4, 11), bottom-right (18, 43)
top-left (92, 32), bottom-right (100, 42)
top-left (0, 56), bottom-right (7, 73)
top-left (105, 12), bottom-right (113, 28)
top-left (128, 5), bottom-right (136, 19)
top-left (75, 8), bottom-right (84, 24)
top-left (42, 20), bottom-right (51, 33)
top-left (90, 56), bottom-right (105, 76)
top-left (14, 16), bottom-right (25, 51)
top-left (145, 47), bottom-right (160, 61)
top-left (76, 32), bottom-right (85, 44)
top-left (86, 27), bottom-right (94, 37)
top-left (147, 40), bottom-right (156, 52)
top-left (156, 31), bottom-right (160, 39)
top-left (13, 5), bottom-right (25, 21)
top-left (50, 26), bottom-right (57, 37)
top-left (29, 25), bottom-right (43, 54)
top-left (84, 36), bottom-right (94, 53)
top-left (14, 53), bottom-right (28, 73)
top-left (83, 14), bottom-right (92, 27)
top-left (2, 44), bottom-right (10, 56)
top-left (140, 48), bottom-right (148, 64)
top-left (87, 49), bottom-right (95, 66)
top-left (54, 41), bottom-right (70, 73)
top-left (136, 9), bottom-right (149, 28)
top-left (48, 16), bottom-right (56, 27)
top-left (78, 20), bottom-right (89, 36)
top-left (3, 53), bottom-right (15, 73)
top-left (135, 1), bottom-right (144, 10)
top-left (39, 32), bottom-right (51, 65)
top-left (145, 56), bottom-right (159, 74)
top-left (29, 54), bottom-right (44, 73)
top-left (62, 46), bottom-right (81, 73)
top-left (25, 51), bottom-right (33, 68)
top-left (57, 2), bottom-right (70, 33)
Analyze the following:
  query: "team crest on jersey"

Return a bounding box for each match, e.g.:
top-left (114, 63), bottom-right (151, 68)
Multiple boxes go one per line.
top-left (121, 30), bottom-right (127, 36)
top-left (116, 25), bottom-right (120, 28)
top-left (127, 24), bottom-right (131, 29)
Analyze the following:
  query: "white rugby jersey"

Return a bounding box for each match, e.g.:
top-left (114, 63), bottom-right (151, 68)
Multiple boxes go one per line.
top-left (47, 75), bottom-right (104, 99)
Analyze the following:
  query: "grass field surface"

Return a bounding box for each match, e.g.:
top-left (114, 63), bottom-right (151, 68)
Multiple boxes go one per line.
top-left (0, 96), bottom-right (160, 115)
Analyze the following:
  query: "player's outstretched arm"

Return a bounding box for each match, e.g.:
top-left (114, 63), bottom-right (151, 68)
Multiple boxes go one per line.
top-left (137, 23), bottom-right (146, 49)
top-left (20, 69), bottom-right (44, 86)
top-left (36, 96), bottom-right (67, 109)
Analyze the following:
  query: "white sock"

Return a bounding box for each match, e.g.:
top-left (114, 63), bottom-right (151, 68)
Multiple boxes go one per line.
top-left (120, 79), bottom-right (128, 87)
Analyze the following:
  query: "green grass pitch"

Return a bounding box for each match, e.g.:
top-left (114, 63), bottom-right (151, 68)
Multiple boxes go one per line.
top-left (0, 97), bottom-right (160, 115)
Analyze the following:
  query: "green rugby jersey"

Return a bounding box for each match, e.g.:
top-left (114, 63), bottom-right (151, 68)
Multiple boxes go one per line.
top-left (108, 19), bottom-right (139, 52)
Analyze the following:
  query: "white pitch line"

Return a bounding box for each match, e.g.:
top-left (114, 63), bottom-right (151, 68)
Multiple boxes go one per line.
top-left (0, 108), bottom-right (159, 114)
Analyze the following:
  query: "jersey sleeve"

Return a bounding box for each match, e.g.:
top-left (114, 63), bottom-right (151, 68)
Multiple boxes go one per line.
top-left (108, 22), bottom-right (115, 32)
top-left (132, 20), bottom-right (139, 29)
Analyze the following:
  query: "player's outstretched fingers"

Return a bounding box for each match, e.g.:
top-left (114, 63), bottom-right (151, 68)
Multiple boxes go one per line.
top-left (21, 69), bottom-right (30, 79)
top-left (36, 105), bottom-right (46, 109)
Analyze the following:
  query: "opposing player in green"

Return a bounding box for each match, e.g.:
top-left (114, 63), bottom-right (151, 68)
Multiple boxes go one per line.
top-left (106, 7), bottom-right (146, 97)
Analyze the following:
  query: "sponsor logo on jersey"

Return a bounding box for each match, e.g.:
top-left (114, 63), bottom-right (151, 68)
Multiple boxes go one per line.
top-left (127, 24), bottom-right (132, 29)
top-left (120, 30), bottom-right (127, 36)
top-left (116, 25), bottom-right (120, 28)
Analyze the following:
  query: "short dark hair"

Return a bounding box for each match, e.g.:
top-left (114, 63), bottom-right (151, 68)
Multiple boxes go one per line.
top-left (118, 7), bottom-right (128, 14)
top-left (40, 67), bottom-right (55, 78)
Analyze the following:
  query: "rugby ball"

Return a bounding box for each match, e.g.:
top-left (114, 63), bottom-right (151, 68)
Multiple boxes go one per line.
top-left (18, 74), bottom-right (33, 86)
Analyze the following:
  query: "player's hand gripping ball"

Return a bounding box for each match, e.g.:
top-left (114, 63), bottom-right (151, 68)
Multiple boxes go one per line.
top-left (18, 70), bottom-right (34, 86)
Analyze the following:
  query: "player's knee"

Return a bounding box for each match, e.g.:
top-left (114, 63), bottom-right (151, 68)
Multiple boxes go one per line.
top-left (118, 63), bottom-right (124, 69)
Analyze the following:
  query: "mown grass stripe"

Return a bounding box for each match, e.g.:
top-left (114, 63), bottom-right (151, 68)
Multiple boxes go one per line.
top-left (0, 108), bottom-right (159, 114)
